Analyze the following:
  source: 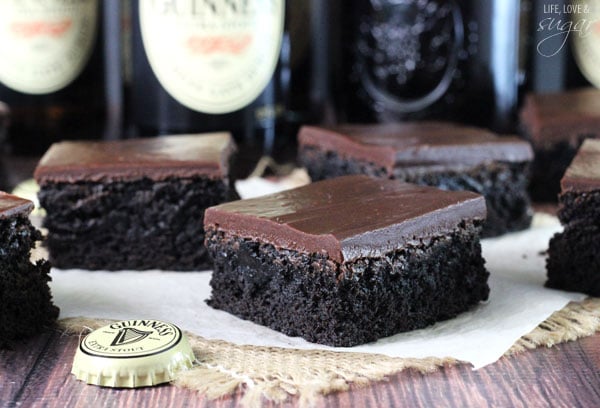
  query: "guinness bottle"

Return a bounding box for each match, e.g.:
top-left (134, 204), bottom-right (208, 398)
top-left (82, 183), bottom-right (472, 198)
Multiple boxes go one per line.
top-left (129, 0), bottom-right (330, 173)
top-left (0, 0), bottom-right (117, 155)
top-left (336, 0), bottom-right (521, 133)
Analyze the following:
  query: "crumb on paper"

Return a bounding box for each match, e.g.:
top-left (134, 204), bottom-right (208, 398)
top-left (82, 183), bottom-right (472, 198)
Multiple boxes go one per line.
top-left (531, 212), bottom-right (560, 228)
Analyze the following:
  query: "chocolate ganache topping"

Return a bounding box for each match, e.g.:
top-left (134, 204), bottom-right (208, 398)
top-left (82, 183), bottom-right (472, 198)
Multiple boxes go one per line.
top-left (34, 133), bottom-right (235, 184)
top-left (299, 122), bottom-right (532, 173)
top-left (521, 88), bottom-right (600, 146)
top-left (561, 139), bottom-right (600, 193)
top-left (0, 192), bottom-right (33, 219)
top-left (204, 175), bottom-right (486, 263)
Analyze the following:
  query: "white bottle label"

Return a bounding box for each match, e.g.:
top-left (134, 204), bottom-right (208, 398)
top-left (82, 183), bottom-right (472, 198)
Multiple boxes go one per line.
top-left (140, 0), bottom-right (285, 114)
top-left (571, 0), bottom-right (600, 88)
top-left (0, 0), bottom-right (99, 95)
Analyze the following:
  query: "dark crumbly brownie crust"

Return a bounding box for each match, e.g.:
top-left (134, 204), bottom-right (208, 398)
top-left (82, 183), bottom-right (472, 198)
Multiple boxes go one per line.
top-left (557, 191), bottom-right (600, 225)
top-left (206, 222), bottom-right (489, 347)
top-left (547, 221), bottom-right (600, 295)
top-left (0, 216), bottom-right (58, 347)
top-left (299, 146), bottom-right (389, 180)
top-left (547, 188), bottom-right (600, 295)
top-left (39, 177), bottom-right (228, 271)
top-left (299, 146), bottom-right (531, 237)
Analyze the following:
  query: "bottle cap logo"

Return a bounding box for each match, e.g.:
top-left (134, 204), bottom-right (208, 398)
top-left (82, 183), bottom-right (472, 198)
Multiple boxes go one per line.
top-left (72, 319), bottom-right (195, 388)
top-left (80, 319), bottom-right (181, 358)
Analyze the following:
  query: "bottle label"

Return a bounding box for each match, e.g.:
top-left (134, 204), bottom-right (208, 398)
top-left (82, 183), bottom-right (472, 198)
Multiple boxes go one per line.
top-left (570, 0), bottom-right (600, 88)
top-left (140, 0), bottom-right (285, 114)
top-left (0, 0), bottom-right (98, 95)
top-left (354, 0), bottom-right (465, 113)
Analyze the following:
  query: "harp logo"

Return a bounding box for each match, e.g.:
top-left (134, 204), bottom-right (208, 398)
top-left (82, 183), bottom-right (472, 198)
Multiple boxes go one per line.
top-left (110, 327), bottom-right (153, 347)
top-left (80, 319), bottom-right (183, 358)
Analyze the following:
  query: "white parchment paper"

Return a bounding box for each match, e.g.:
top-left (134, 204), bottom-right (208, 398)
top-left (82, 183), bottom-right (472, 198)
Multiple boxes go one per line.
top-left (49, 213), bottom-right (585, 370)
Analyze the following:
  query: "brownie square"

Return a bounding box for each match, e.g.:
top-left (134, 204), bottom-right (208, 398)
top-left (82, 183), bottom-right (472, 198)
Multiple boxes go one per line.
top-left (34, 133), bottom-right (236, 271)
top-left (298, 122), bottom-right (533, 237)
top-left (520, 88), bottom-right (600, 201)
top-left (204, 175), bottom-right (489, 347)
top-left (547, 139), bottom-right (600, 295)
top-left (0, 192), bottom-right (58, 347)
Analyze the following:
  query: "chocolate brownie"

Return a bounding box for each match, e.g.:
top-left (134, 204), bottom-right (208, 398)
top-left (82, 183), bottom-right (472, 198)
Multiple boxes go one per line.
top-left (520, 88), bottom-right (600, 201)
top-left (34, 133), bottom-right (236, 271)
top-left (0, 192), bottom-right (58, 347)
top-left (547, 139), bottom-right (600, 295)
top-left (298, 122), bottom-right (533, 237)
top-left (205, 175), bottom-right (489, 347)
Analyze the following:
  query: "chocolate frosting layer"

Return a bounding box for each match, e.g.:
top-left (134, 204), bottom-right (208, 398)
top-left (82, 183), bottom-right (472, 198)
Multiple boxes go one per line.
top-left (204, 175), bottom-right (486, 263)
top-left (561, 139), bottom-right (600, 193)
top-left (34, 133), bottom-right (235, 184)
top-left (520, 88), bottom-right (600, 145)
top-left (0, 192), bottom-right (33, 218)
top-left (299, 122), bottom-right (532, 173)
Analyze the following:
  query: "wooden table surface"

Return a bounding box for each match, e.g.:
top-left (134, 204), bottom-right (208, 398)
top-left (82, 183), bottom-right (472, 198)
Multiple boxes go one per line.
top-left (2, 328), bottom-right (600, 407)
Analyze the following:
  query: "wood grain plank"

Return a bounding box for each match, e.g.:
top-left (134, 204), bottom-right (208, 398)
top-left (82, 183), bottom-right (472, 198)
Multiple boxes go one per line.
top-left (13, 330), bottom-right (220, 408)
top-left (0, 331), bottom-right (52, 406)
top-left (5, 330), bottom-right (600, 407)
top-left (326, 335), bottom-right (600, 408)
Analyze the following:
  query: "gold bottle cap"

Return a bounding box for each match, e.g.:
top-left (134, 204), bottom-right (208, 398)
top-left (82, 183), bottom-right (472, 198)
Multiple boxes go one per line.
top-left (71, 319), bottom-right (195, 388)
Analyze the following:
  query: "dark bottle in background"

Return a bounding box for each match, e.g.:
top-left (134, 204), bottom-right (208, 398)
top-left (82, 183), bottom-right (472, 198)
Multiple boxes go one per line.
top-left (0, 102), bottom-right (9, 190)
top-left (120, 0), bottom-right (134, 137)
top-left (0, 102), bottom-right (8, 150)
top-left (129, 0), bottom-right (330, 174)
top-left (0, 0), bottom-right (119, 155)
top-left (522, 0), bottom-right (598, 94)
top-left (569, 0), bottom-right (600, 88)
top-left (281, 1), bottom-right (334, 139)
top-left (335, 0), bottom-right (520, 133)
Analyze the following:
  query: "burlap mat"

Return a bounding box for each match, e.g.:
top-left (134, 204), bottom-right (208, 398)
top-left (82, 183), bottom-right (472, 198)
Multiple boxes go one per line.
top-left (59, 297), bottom-right (600, 407)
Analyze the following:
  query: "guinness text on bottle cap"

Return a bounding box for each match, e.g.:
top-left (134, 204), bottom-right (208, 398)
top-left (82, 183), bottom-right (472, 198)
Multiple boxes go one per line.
top-left (71, 319), bottom-right (195, 388)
